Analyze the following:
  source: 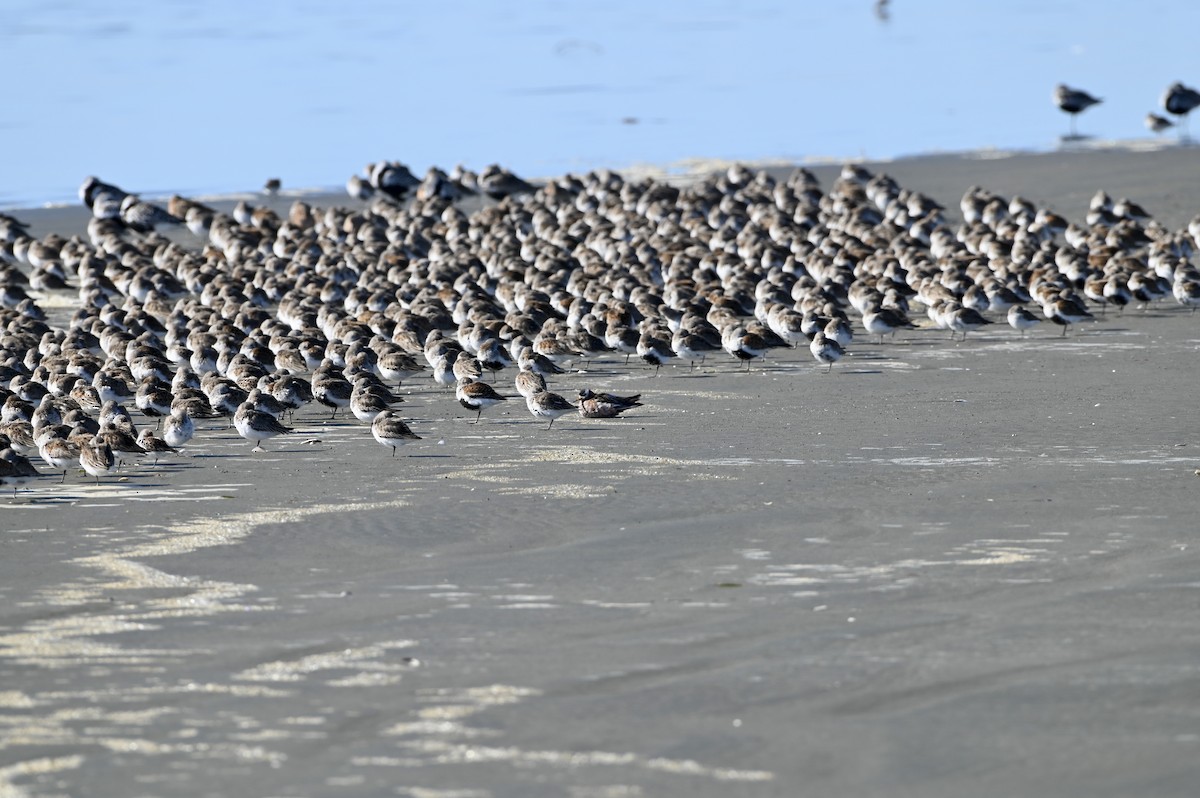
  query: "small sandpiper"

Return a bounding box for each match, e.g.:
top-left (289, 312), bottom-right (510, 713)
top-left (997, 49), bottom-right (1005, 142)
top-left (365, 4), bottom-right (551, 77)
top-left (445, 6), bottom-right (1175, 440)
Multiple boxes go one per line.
top-left (862, 307), bottom-right (917, 344)
top-left (1006, 305), bottom-right (1042, 335)
top-left (514, 369), bottom-right (548, 399)
top-left (1042, 294), bottom-right (1095, 336)
top-left (79, 440), bottom-right (116, 485)
top-left (233, 402), bottom-right (294, 451)
top-left (525, 390), bottom-right (576, 429)
top-left (39, 436), bottom-right (80, 483)
top-left (136, 428), bottom-right (179, 465)
top-left (576, 389), bottom-right (642, 419)
top-left (455, 378), bottom-right (507, 423)
top-left (162, 406), bottom-right (195, 449)
top-left (371, 410), bottom-right (421, 456)
top-left (809, 332), bottom-right (845, 372)
top-left (1145, 112), bottom-right (1174, 135)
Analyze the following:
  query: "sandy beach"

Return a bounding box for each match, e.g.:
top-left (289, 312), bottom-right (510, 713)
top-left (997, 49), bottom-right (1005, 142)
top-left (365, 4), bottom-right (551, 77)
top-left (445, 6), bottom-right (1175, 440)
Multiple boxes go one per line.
top-left (4, 147), bottom-right (1200, 797)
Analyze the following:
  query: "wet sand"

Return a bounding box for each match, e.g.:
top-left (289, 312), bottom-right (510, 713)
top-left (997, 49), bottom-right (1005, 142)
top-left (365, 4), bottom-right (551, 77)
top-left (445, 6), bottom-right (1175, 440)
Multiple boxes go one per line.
top-left (4, 148), bottom-right (1200, 796)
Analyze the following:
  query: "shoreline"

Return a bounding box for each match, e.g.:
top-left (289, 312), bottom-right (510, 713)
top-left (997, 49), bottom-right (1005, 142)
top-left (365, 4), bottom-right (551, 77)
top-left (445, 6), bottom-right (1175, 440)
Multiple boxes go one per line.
top-left (4, 136), bottom-right (1191, 219)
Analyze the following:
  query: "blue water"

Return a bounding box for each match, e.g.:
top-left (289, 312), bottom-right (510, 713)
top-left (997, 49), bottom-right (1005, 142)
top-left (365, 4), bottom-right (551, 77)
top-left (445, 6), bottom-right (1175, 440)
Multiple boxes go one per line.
top-left (2, 0), bottom-right (1197, 207)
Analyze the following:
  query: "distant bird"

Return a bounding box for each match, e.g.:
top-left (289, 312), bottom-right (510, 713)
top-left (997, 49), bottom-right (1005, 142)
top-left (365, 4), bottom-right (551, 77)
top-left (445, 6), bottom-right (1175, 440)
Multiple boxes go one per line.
top-left (1145, 112), bottom-right (1175, 136)
top-left (368, 161), bottom-right (420, 201)
top-left (346, 173), bottom-right (374, 201)
top-left (262, 178), bottom-right (281, 196)
top-left (1054, 84), bottom-right (1102, 135)
top-left (1161, 82), bottom-right (1200, 137)
top-left (478, 164), bottom-right (536, 200)
top-left (120, 195), bottom-right (182, 233)
top-left (78, 176), bottom-right (128, 212)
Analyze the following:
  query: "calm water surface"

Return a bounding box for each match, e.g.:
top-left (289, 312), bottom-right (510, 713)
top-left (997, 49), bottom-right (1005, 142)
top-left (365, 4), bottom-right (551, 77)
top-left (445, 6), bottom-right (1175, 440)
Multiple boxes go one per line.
top-left (2, 0), bottom-right (1197, 206)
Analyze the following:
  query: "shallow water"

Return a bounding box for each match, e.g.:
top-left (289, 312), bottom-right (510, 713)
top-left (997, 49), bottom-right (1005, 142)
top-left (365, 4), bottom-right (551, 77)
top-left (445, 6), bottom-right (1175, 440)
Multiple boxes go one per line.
top-left (3, 0), bottom-right (1198, 205)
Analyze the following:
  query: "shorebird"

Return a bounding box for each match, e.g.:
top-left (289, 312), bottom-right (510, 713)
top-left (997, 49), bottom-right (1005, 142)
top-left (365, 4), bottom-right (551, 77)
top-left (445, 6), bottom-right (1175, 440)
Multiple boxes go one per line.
top-left (312, 367), bottom-right (353, 419)
top-left (1042, 294), bottom-right (1095, 336)
top-left (1007, 305), bottom-right (1041, 336)
top-left (78, 176), bottom-right (127, 208)
top-left (576, 389), bottom-right (642, 419)
top-left (94, 422), bottom-right (147, 467)
top-left (1145, 112), bottom-right (1175, 136)
top-left (0, 446), bottom-right (40, 497)
top-left (720, 326), bottom-right (767, 371)
top-left (862, 307), bottom-right (917, 343)
top-left (455, 378), bottom-right (507, 423)
top-left (80, 441), bottom-right (116, 484)
top-left (478, 164), bottom-right (536, 199)
top-left (349, 385), bottom-right (392, 423)
top-left (517, 346), bottom-right (566, 377)
top-left (38, 436), bottom-right (80, 483)
top-left (120, 195), bottom-right (182, 233)
top-left (525, 390), bottom-right (576, 429)
top-left (638, 332), bottom-right (675, 375)
top-left (377, 351), bottom-right (425, 386)
top-left (809, 332), bottom-right (845, 372)
top-left (233, 402), bottom-right (294, 451)
top-left (476, 339), bottom-right (514, 380)
top-left (368, 161), bottom-right (420, 201)
top-left (137, 429), bottom-right (179, 465)
top-left (162, 405), bottom-right (194, 448)
top-left (371, 410), bottom-right (421, 456)
top-left (1162, 81), bottom-right (1200, 137)
top-left (514, 369), bottom-right (548, 399)
top-left (945, 304), bottom-right (993, 341)
top-left (1054, 83), bottom-right (1102, 135)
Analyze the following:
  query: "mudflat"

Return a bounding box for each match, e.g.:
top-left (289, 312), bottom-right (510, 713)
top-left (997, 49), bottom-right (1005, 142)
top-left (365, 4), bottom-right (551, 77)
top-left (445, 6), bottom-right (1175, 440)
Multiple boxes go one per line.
top-left (3, 148), bottom-right (1200, 797)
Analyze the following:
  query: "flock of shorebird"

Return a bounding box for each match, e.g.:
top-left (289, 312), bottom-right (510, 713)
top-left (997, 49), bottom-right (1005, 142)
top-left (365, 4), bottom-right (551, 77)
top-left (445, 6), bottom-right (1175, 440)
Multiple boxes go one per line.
top-left (2, 152), bottom-right (1200, 493)
top-left (1055, 80), bottom-right (1200, 138)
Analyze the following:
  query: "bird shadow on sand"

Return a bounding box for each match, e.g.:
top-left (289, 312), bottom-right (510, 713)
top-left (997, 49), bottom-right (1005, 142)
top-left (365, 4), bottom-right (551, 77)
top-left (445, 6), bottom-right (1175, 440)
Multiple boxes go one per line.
top-left (888, 338), bottom-right (941, 347)
top-left (836, 368), bottom-right (884, 375)
top-left (9, 493), bottom-right (81, 505)
top-left (265, 446), bottom-right (338, 454)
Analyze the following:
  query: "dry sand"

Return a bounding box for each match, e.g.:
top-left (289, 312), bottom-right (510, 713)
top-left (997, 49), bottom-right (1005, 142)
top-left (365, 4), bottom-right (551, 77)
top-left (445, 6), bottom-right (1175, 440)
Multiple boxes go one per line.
top-left (4, 148), bottom-right (1200, 797)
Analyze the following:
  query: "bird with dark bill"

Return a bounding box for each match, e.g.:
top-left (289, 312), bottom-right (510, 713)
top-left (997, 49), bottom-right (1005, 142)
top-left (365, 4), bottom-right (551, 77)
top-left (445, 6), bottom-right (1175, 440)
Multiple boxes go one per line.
top-left (1053, 83), bottom-right (1102, 135)
top-left (576, 389), bottom-right (642, 419)
top-left (1162, 81), bottom-right (1200, 136)
top-left (456, 378), bottom-right (507, 423)
top-left (371, 411), bottom-right (421, 456)
top-left (525, 390), bottom-right (576, 429)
